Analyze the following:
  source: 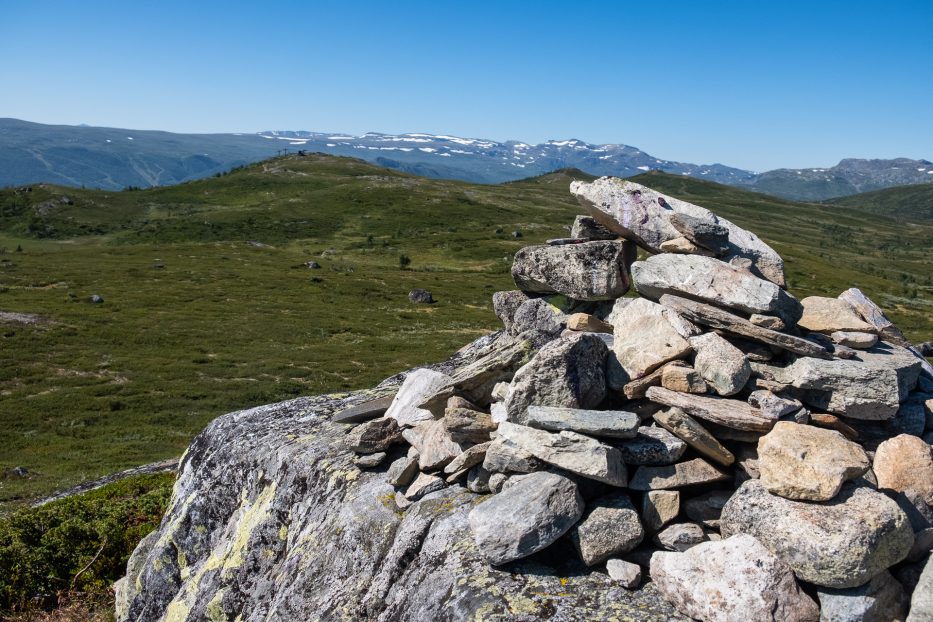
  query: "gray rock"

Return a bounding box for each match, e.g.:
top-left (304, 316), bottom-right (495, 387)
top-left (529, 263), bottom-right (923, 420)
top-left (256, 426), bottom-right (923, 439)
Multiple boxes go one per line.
top-left (405, 472), bottom-right (445, 501)
top-left (615, 426), bottom-right (687, 465)
top-left (632, 254), bottom-right (801, 323)
top-left (659, 236), bottom-right (716, 256)
top-left (386, 456), bottom-right (419, 487)
top-left (443, 442), bottom-right (491, 475)
top-left (653, 522), bottom-right (708, 552)
top-left (89, 294), bottom-right (104, 303)
top-left (442, 408), bottom-right (495, 443)
top-left (650, 534), bottom-right (820, 622)
top-left (497, 421), bottom-right (628, 486)
top-left (333, 394), bottom-right (395, 424)
top-left (660, 364), bottom-right (708, 393)
top-left (629, 458), bottom-right (730, 490)
top-left (839, 288), bottom-right (911, 347)
top-left (509, 297), bottom-right (567, 338)
top-left (798, 296), bottom-right (876, 334)
top-left (466, 465), bottom-right (491, 493)
top-left (525, 405), bottom-right (639, 438)
top-left (817, 570), bottom-right (908, 622)
top-left (570, 492), bottom-right (645, 565)
top-left (642, 490), bottom-right (680, 531)
top-left (355, 452), bottom-right (388, 468)
top-left (613, 314), bottom-right (692, 380)
top-left (571, 214), bottom-right (619, 240)
top-left (504, 333), bottom-right (608, 423)
top-left (606, 558), bottom-right (642, 588)
top-left (570, 177), bottom-right (786, 286)
top-left (690, 332), bottom-right (751, 396)
top-left (907, 556), bottom-right (933, 621)
top-left (832, 330), bottom-right (879, 349)
top-left (887, 399), bottom-right (927, 437)
top-left (748, 390), bottom-right (801, 419)
top-left (346, 417), bottom-right (403, 453)
top-left (492, 290), bottom-right (531, 332)
top-left (416, 419), bottom-right (467, 471)
top-left (468, 471), bottom-right (583, 565)
top-left (720, 479), bottom-right (914, 588)
top-left (408, 288), bottom-right (434, 304)
top-left (482, 437), bottom-right (543, 474)
top-left (385, 368), bottom-right (452, 427)
top-left (609, 296), bottom-right (700, 339)
top-left (669, 212), bottom-right (731, 254)
top-left (488, 472), bottom-right (509, 493)
top-left (653, 408), bottom-right (735, 466)
top-left (511, 240), bottom-right (632, 301)
top-left (647, 386), bottom-right (775, 432)
top-left (114, 530), bottom-right (158, 622)
top-left (683, 490), bottom-right (733, 528)
top-left (757, 421), bottom-right (870, 501)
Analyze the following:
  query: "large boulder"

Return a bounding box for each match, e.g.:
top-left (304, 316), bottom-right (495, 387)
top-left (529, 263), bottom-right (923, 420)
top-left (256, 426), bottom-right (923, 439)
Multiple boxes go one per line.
top-left (720, 480), bottom-right (914, 588)
top-left (631, 254), bottom-right (801, 322)
top-left (650, 534), bottom-right (820, 622)
top-left (468, 471), bottom-right (583, 565)
top-left (570, 177), bottom-right (786, 287)
top-left (757, 421), bottom-right (870, 501)
top-left (511, 240), bottom-right (632, 300)
top-left (569, 492), bottom-right (645, 566)
top-left (503, 333), bottom-right (608, 423)
top-left (798, 296), bottom-right (876, 334)
top-left (873, 434), bottom-right (933, 505)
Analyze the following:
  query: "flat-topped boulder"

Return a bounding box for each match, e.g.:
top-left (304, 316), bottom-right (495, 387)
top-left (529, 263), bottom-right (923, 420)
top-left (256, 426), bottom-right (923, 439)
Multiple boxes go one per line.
top-left (798, 296), bottom-right (877, 334)
top-left (511, 240), bottom-right (632, 300)
top-left (570, 177), bottom-right (786, 286)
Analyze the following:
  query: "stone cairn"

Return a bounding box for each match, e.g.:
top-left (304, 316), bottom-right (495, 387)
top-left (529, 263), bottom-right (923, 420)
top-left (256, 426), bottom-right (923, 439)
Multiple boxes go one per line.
top-left (342, 177), bottom-right (933, 622)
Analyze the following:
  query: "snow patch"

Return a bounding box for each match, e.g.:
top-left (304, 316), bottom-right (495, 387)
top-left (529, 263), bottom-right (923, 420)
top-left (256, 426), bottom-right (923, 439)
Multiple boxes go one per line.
top-left (637, 166), bottom-right (651, 171)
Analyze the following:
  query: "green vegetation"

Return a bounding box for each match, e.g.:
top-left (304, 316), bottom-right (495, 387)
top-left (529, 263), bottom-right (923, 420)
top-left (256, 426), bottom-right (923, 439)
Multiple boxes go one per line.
top-left (0, 473), bottom-right (173, 612)
top-left (827, 182), bottom-right (933, 224)
top-left (0, 156), bottom-right (930, 513)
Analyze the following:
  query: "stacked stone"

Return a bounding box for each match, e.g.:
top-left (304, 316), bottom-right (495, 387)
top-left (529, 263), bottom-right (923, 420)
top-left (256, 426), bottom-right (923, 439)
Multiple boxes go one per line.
top-left (342, 177), bottom-right (933, 622)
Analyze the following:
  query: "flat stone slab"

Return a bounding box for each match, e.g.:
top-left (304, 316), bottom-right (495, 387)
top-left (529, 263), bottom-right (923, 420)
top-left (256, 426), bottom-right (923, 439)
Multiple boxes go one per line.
top-left (629, 458), bottom-right (730, 490)
top-left (647, 386), bottom-right (775, 432)
top-left (333, 394), bottom-right (396, 424)
top-left (524, 405), bottom-right (639, 439)
top-left (511, 240), bottom-right (632, 301)
top-left (615, 426), bottom-right (687, 466)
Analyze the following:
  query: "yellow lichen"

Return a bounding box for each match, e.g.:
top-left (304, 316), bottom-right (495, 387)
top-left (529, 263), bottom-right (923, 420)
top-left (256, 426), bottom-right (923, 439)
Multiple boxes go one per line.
top-left (206, 589), bottom-right (227, 622)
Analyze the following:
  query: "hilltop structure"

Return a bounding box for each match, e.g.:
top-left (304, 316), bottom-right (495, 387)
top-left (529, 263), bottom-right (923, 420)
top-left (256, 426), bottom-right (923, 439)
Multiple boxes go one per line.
top-left (117, 178), bottom-right (933, 622)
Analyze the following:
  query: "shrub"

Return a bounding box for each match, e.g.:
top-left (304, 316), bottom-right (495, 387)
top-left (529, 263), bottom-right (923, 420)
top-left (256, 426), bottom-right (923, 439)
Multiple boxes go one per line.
top-left (398, 254), bottom-right (411, 269)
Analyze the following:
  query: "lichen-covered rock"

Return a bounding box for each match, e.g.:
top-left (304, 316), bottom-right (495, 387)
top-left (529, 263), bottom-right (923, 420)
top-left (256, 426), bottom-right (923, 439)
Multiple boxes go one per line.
top-left (615, 426), bottom-right (687, 466)
top-left (509, 297), bottom-right (567, 339)
top-left (346, 417), bottom-right (403, 453)
top-left (481, 437), bottom-right (543, 474)
top-left (650, 534), bottom-right (820, 622)
top-left (689, 332), bottom-right (751, 396)
top-left (720, 479), bottom-right (914, 588)
top-left (816, 570), bottom-right (908, 622)
top-left (511, 240), bottom-right (632, 300)
top-left (569, 492), bottom-right (645, 566)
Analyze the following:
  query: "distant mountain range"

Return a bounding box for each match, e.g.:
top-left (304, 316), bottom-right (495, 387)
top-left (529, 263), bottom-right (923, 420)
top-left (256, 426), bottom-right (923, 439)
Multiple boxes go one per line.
top-left (1, 118), bottom-right (930, 201)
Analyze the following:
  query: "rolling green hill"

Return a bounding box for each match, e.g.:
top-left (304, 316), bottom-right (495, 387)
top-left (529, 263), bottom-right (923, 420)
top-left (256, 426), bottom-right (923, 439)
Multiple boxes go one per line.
top-left (0, 155), bottom-right (930, 509)
top-left (827, 182), bottom-right (933, 224)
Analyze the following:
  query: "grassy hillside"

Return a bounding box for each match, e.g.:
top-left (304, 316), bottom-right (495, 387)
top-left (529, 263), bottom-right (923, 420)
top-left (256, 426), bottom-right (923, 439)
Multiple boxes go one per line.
top-left (827, 182), bottom-right (933, 224)
top-left (0, 156), bottom-right (930, 510)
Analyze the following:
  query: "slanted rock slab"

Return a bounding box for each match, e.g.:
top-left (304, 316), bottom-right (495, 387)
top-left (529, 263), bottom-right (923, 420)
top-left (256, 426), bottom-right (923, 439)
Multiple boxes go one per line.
top-left (629, 458), bottom-right (730, 490)
top-left (653, 407), bottom-right (735, 466)
top-left (385, 368), bottom-right (452, 427)
top-left (615, 426), bottom-right (687, 466)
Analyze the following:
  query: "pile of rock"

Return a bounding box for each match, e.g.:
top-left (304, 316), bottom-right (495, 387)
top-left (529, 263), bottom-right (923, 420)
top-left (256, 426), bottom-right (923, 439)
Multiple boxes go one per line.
top-left (343, 177), bottom-right (933, 622)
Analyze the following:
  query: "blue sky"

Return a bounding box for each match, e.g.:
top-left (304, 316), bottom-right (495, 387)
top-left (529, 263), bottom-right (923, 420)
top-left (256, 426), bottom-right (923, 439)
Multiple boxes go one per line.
top-left (0, 0), bottom-right (930, 171)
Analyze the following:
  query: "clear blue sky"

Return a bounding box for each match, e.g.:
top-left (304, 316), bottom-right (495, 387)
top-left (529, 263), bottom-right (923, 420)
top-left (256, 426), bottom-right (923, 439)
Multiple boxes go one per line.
top-left (1, 0), bottom-right (930, 171)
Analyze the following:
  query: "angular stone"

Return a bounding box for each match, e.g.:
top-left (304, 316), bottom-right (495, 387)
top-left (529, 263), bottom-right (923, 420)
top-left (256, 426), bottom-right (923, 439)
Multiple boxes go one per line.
top-left (566, 312), bottom-right (613, 334)
top-left (647, 386), bottom-right (774, 432)
top-left (659, 236), bottom-right (715, 256)
top-left (750, 313), bottom-right (786, 330)
top-left (443, 442), bottom-right (491, 475)
top-left (650, 534), bottom-right (820, 622)
top-left (466, 465), bottom-right (492, 493)
top-left (503, 333), bottom-right (607, 423)
top-left (621, 361), bottom-right (668, 399)
top-left (570, 177), bottom-right (786, 286)
top-left (492, 290), bottom-right (532, 332)
top-left (417, 419), bottom-right (467, 471)
top-left (510, 297), bottom-right (567, 338)
top-left (496, 422), bottom-right (627, 486)
top-left (832, 330), bottom-right (879, 349)
top-left (333, 394), bottom-right (395, 424)
top-left (609, 296), bottom-right (700, 339)
top-left (386, 456), bottom-right (419, 487)
top-left (660, 364), bottom-right (708, 394)
top-left (632, 254), bottom-right (801, 322)
top-left (838, 288), bottom-right (909, 345)
top-left (482, 437), bottom-right (543, 474)
top-left (345, 417), bottom-right (403, 453)
top-left (385, 368), bottom-right (452, 427)
top-left (721, 480), bottom-right (914, 588)
top-left (606, 558), bottom-right (641, 588)
top-left (654, 522), bottom-right (707, 552)
top-left (799, 296), bottom-right (877, 334)
top-left (653, 408), bottom-right (735, 467)
top-left (354, 452), bottom-right (387, 468)
top-left (642, 490), bottom-right (680, 531)
top-left (468, 471), bottom-right (583, 565)
top-left (684, 490), bottom-right (732, 528)
top-left (525, 405), bottom-right (639, 439)
top-left (764, 344), bottom-right (922, 420)
top-left (816, 570), bottom-right (908, 622)
top-left (570, 214), bottom-right (618, 240)
top-left (669, 212), bottom-right (731, 254)
top-left (511, 241), bottom-right (632, 301)
top-left (660, 294), bottom-right (832, 360)
top-left (758, 421), bottom-right (870, 501)
top-left (614, 315), bottom-right (692, 380)
top-left (405, 472), bottom-right (445, 501)
top-left (747, 390), bottom-right (801, 419)
top-left (690, 332), bottom-right (751, 396)
top-left (887, 399), bottom-right (927, 437)
top-left (442, 408), bottom-right (495, 444)
top-left (570, 492), bottom-right (645, 566)
top-left (874, 434), bottom-right (933, 505)
top-left (615, 426), bottom-right (687, 466)
top-left (629, 458), bottom-right (730, 490)
top-left (907, 556), bottom-right (933, 621)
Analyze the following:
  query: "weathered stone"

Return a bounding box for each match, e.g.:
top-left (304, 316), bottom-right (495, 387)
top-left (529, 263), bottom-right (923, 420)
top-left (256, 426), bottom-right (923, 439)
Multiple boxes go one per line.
top-left (799, 296), bottom-right (876, 334)
top-left (650, 534), bottom-right (820, 622)
top-left (874, 434), bottom-right (933, 505)
top-left (511, 241), bottom-right (632, 300)
top-left (838, 288), bottom-right (911, 347)
top-left (669, 212), bottom-right (731, 254)
top-left (417, 419), bottom-right (467, 471)
top-left (615, 426), bottom-right (687, 466)
top-left (354, 452), bottom-right (387, 468)
top-left (659, 236), bottom-right (715, 256)
top-left (333, 394), bottom-right (395, 424)
top-left (114, 530), bottom-right (158, 621)
top-left (492, 290), bottom-right (531, 332)
top-left (408, 288), bottom-right (434, 304)
top-left (907, 555), bottom-right (933, 621)
top-left (570, 177), bottom-right (786, 286)
top-left (446, 395), bottom-right (478, 411)
top-left (566, 312), bottom-right (614, 334)
top-left (632, 254), bottom-right (801, 322)
top-left (721, 480), bottom-right (914, 588)
top-left (504, 333), bottom-right (607, 423)
top-left (570, 492), bottom-right (645, 566)
top-left (832, 330), bottom-right (879, 349)
top-left (621, 361), bottom-right (669, 399)
top-left (606, 558), bottom-right (641, 588)
top-left (497, 422), bottom-right (627, 486)
top-left (570, 214), bottom-right (618, 240)
top-left (684, 490), bottom-right (732, 528)
top-left (887, 398), bottom-right (927, 437)
top-left (750, 313), bottom-right (786, 330)
top-left (629, 458), bottom-right (730, 490)
top-left (609, 296), bottom-right (700, 339)
top-left (660, 294), bottom-right (832, 359)
top-left (653, 522), bottom-right (707, 552)
top-left (394, 490), bottom-right (412, 510)
top-left (405, 472), bottom-right (445, 501)
top-left (386, 456), bottom-right (419, 487)
top-left (642, 490), bottom-right (680, 531)
top-left (482, 437), bottom-right (542, 474)
top-left (466, 465), bottom-right (492, 493)
top-left (809, 412), bottom-right (859, 441)
top-left (524, 405), bottom-right (638, 438)
top-left (385, 368), bottom-right (452, 427)
top-left (758, 421), bottom-right (870, 501)
top-left (443, 442), bottom-right (491, 475)
top-left (346, 417), bottom-right (403, 453)
top-left (647, 386), bottom-right (774, 432)
top-left (690, 332), bottom-right (751, 396)
top-left (660, 364), bottom-right (708, 394)
top-left (468, 471), bottom-right (583, 565)
top-left (614, 315), bottom-right (692, 380)
top-left (653, 408), bottom-right (735, 466)
top-left (816, 570), bottom-right (908, 622)
top-left (442, 408), bottom-right (495, 443)
top-left (510, 297), bottom-right (567, 338)
top-left (747, 390), bottom-right (801, 419)
top-left (764, 344), bottom-right (922, 420)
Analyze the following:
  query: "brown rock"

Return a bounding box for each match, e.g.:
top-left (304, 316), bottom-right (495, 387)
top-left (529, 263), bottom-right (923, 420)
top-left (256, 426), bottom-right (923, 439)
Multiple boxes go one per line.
top-left (660, 364), bottom-right (708, 394)
top-left (566, 313), bottom-right (614, 334)
top-left (874, 434), bottom-right (933, 505)
top-left (798, 296), bottom-right (876, 334)
top-left (654, 407), bottom-right (735, 466)
top-left (629, 458), bottom-right (730, 490)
